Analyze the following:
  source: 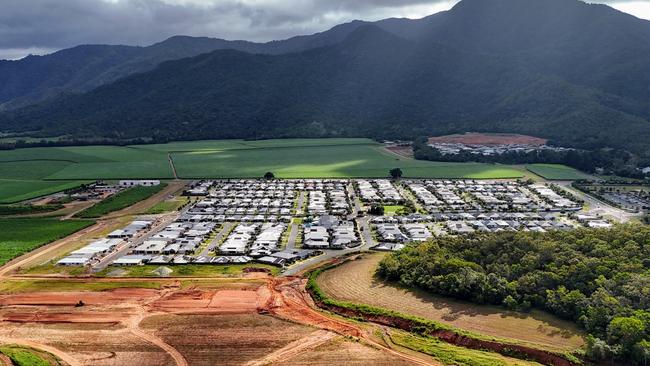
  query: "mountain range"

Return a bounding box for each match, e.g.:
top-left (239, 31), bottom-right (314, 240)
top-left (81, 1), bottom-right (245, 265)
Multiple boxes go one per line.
top-left (1, 0), bottom-right (650, 154)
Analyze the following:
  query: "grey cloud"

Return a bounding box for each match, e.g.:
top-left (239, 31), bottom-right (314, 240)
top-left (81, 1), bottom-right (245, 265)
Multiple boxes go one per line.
top-left (0, 0), bottom-right (451, 59)
top-left (1, 0), bottom-right (648, 60)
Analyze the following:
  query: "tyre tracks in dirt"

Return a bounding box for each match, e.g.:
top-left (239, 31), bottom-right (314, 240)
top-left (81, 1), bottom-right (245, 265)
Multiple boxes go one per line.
top-left (259, 276), bottom-right (438, 366)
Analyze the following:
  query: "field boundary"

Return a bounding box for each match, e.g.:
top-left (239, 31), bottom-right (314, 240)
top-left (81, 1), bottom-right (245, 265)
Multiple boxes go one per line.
top-left (305, 259), bottom-right (582, 366)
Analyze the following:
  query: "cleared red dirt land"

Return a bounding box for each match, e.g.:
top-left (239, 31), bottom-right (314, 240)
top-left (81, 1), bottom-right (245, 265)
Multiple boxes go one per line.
top-left (316, 253), bottom-right (585, 353)
top-left (0, 277), bottom-right (435, 366)
top-left (428, 133), bottom-right (547, 146)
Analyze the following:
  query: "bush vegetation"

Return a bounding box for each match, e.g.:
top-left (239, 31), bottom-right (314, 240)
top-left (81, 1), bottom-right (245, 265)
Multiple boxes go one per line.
top-left (377, 225), bottom-right (650, 364)
top-left (0, 346), bottom-right (49, 366)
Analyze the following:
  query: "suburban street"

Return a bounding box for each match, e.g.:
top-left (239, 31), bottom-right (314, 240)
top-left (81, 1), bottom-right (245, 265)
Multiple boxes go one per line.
top-left (199, 221), bottom-right (235, 257)
top-left (92, 212), bottom-right (180, 271)
top-left (555, 181), bottom-right (641, 223)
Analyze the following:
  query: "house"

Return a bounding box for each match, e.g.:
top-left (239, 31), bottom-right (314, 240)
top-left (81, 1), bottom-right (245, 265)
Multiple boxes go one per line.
top-left (303, 226), bottom-right (330, 249)
top-left (119, 180), bottom-right (161, 187)
top-left (113, 255), bottom-right (150, 266)
top-left (257, 256), bottom-right (286, 267)
top-left (57, 254), bottom-right (94, 266)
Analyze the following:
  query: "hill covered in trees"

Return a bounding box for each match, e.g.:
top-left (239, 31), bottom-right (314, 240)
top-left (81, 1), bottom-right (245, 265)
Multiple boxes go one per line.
top-left (2, 0), bottom-right (650, 155)
top-left (378, 225), bottom-right (650, 364)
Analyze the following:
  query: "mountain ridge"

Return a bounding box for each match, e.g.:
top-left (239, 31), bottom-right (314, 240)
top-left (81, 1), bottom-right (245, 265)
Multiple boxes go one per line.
top-left (1, 0), bottom-right (650, 155)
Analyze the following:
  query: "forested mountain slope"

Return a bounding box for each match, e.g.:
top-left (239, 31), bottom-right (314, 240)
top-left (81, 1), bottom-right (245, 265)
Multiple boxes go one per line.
top-left (2, 0), bottom-right (650, 154)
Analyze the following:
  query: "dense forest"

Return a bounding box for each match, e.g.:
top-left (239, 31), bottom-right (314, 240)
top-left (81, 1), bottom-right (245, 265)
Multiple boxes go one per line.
top-left (377, 225), bottom-right (650, 364)
top-left (413, 138), bottom-right (650, 179)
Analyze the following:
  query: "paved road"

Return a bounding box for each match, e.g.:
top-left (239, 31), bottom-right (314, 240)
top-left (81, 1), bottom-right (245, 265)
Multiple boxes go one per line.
top-left (285, 221), bottom-right (300, 250)
top-left (199, 221), bottom-right (235, 256)
top-left (346, 183), bottom-right (361, 219)
top-left (295, 191), bottom-right (307, 215)
top-left (282, 184), bottom-right (377, 276)
top-left (555, 181), bottom-right (641, 223)
top-left (92, 212), bottom-right (180, 271)
top-left (282, 215), bottom-right (376, 276)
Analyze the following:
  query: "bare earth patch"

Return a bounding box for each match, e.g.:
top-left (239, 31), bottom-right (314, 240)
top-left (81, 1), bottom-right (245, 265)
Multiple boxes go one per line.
top-left (276, 335), bottom-right (417, 366)
top-left (428, 133), bottom-right (547, 146)
top-left (316, 253), bottom-right (584, 353)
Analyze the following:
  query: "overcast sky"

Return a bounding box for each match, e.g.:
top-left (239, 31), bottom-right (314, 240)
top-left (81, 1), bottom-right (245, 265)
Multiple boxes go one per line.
top-left (1, 0), bottom-right (649, 60)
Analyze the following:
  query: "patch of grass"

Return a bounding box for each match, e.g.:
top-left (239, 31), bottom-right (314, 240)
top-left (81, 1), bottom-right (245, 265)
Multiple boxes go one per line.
top-left (0, 279), bottom-right (163, 293)
top-left (526, 164), bottom-right (590, 180)
top-left (76, 184), bottom-right (166, 218)
top-left (391, 331), bottom-right (542, 366)
top-left (383, 205), bottom-right (406, 216)
top-left (0, 218), bottom-right (95, 266)
top-left (96, 264), bottom-right (280, 277)
top-left (0, 346), bottom-right (49, 366)
top-left (145, 196), bottom-right (188, 214)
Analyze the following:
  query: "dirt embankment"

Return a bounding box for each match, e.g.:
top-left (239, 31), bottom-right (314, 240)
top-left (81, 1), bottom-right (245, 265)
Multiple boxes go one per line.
top-left (306, 283), bottom-right (578, 366)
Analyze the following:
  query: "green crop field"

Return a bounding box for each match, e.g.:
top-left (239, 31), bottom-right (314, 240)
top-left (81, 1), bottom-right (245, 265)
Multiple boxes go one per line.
top-left (0, 139), bottom-right (528, 203)
top-left (76, 184), bottom-right (167, 218)
top-left (0, 179), bottom-right (89, 204)
top-left (170, 143), bottom-right (524, 179)
top-left (526, 164), bottom-right (591, 180)
top-left (0, 218), bottom-right (94, 266)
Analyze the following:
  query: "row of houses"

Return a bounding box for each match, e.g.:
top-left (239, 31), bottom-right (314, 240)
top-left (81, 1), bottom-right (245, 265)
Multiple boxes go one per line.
top-left (374, 223), bottom-right (433, 243)
top-left (574, 213), bottom-right (613, 229)
top-left (107, 220), bottom-right (153, 239)
top-left (57, 238), bottom-right (123, 266)
top-left (303, 216), bottom-right (359, 249)
top-left (405, 180), bottom-right (580, 213)
top-left (220, 223), bottom-right (287, 256)
top-left (446, 219), bottom-right (573, 234)
top-left (132, 222), bottom-right (216, 256)
top-left (58, 219), bottom-right (154, 266)
top-left (529, 185), bottom-right (581, 210)
top-left (356, 180), bottom-right (404, 203)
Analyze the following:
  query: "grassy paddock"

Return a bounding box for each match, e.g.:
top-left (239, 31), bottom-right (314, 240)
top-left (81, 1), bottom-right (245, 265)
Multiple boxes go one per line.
top-left (383, 205), bottom-right (406, 216)
top-left (76, 184), bottom-right (166, 218)
top-left (0, 279), bottom-right (163, 294)
top-left (96, 264), bottom-right (280, 277)
top-left (0, 218), bottom-right (95, 266)
top-left (390, 331), bottom-right (542, 366)
top-left (145, 196), bottom-right (188, 214)
top-left (526, 164), bottom-right (590, 180)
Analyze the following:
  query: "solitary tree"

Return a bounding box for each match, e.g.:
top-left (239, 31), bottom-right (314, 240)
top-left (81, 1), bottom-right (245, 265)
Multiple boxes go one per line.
top-left (389, 168), bottom-right (403, 179)
top-left (263, 172), bottom-right (275, 180)
top-left (368, 204), bottom-right (385, 216)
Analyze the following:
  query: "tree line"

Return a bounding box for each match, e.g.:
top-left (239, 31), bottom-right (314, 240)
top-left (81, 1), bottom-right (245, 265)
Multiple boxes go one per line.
top-left (413, 137), bottom-right (650, 179)
top-left (377, 225), bottom-right (650, 364)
